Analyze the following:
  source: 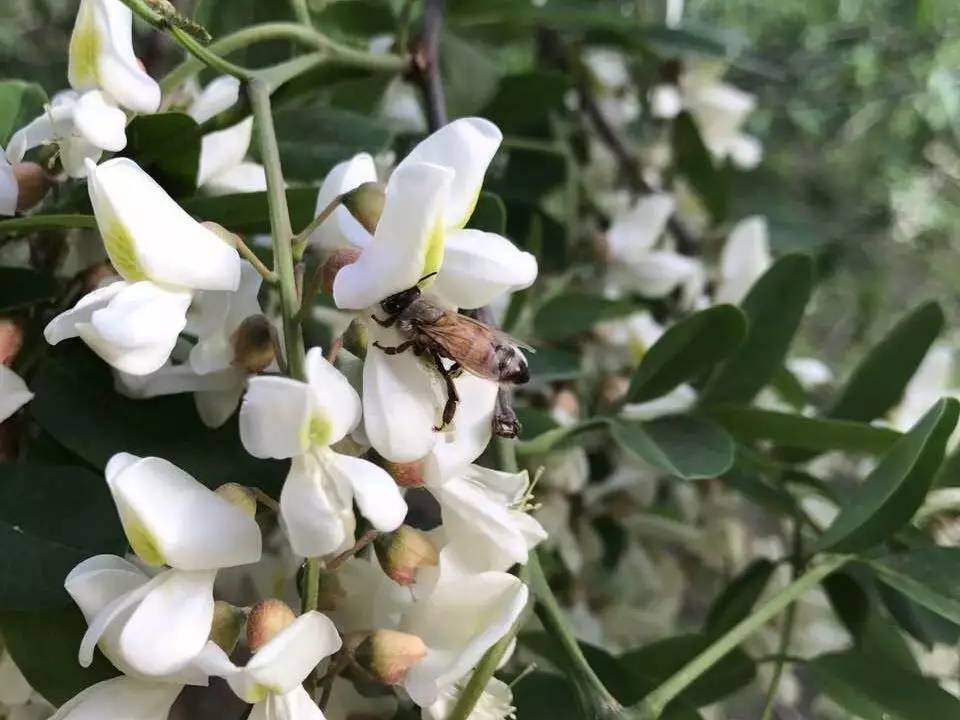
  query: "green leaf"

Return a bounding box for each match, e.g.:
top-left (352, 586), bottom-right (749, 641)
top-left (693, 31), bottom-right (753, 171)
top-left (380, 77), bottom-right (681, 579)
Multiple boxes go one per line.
top-left (815, 398), bottom-right (959, 553)
top-left (620, 633), bottom-right (756, 707)
top-left (700, 254), bottom-right (814, 405)
top-left (627, 305), bottom-right (746, 404)
top-left (533, 293), bottom-right (637, 342)
top-left (182, 187), bottom-right (319, 235)
top-left (704, 559), bottom-right (777, 637)
top-left (709, 405), bottom-right (901, 455)
top-left (313, 0), bottom-right (396, 35)
top-left (480, 71), bottom-right (569, 135)
top-left (440, 32), bottom-right (501, 118)
top-left (0, 267), bottom-right (58, 312)
top-left (122, 112), bottom-right (201, 196)
top-left (0, 464), bottom-right (125, 610)
top-left (467, 191), bottom-right (507, 235)
top-left (526, 347), bottom-right (581, 383)
top-left (870, 548), bottom-right (960, 626)
top-left (0, 606), bottom-right (118, 705)
top-left (516, 417), bottom-right (608, 456)
top-left (609, 415), bottom-right (735, 480)
top-left (269, 101), bottom-right (394, 182)
top-left (828, 301), bottom-right (945, 423)
top-left (810, 651), bottom-right (960, 719)
top-left (0, 80), bottom-right (47, 146)
top-left (672, 111), bottom-right (727, 222)
top-left (30, 345), bottom-right (286, 495)
top-left (512, 672), bottom-right (581, 720)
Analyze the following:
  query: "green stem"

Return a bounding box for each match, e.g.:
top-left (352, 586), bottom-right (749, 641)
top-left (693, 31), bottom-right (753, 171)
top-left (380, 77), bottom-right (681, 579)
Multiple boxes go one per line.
top-left (292, 193), bottom-right (344, 251)
top-left (290, 0), bottom-right (313, 27)
top-left (0, 214), bottom-right (96, 236)
top-left (256, 51), bottom-right (327, 93)
top-left (528, 551), bottom-right (626, 720)
top-left (234, 235), bottom-right (278, 283)
top-left (169, 25), bottom-right (253, 80)
top-left (247, 78), bottom-right (306, 382)
top-left (629, 554), bottom-right (852, 719)
top-left (160, 22), bottom-right (407, 95)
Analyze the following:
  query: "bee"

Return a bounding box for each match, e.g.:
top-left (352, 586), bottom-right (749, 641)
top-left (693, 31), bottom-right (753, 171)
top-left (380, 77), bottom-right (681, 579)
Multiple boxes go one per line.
top-left (370, 275), bottom-right (530, 436)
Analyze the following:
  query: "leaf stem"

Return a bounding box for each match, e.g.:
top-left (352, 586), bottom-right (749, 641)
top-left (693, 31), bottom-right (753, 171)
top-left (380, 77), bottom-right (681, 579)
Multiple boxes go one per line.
top-left (290, 0), bottom-right (313, 27)
top-left (169, 25), bottom-right (253, 80)
top-left (0, 214), bottom-right (96, 236)
top-left (233, 235), bottom-right (278, 284)
top-left (629, 554), bottom-right (852, 719)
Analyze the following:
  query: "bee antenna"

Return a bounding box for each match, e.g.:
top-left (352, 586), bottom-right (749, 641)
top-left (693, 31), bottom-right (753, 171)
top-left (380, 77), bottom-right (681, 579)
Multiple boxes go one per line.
top-left (417, 271), bottom-right (439, 285)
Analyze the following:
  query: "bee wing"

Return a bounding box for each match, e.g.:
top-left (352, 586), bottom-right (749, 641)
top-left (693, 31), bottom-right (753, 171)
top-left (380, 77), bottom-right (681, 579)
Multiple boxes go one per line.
top-left (449, 312), bottom-right (535, 352)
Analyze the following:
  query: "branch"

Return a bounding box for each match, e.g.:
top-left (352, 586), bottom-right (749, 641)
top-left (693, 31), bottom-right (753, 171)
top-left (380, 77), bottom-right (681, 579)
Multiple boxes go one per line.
top-left (414, 0), bottom-right (448, 131)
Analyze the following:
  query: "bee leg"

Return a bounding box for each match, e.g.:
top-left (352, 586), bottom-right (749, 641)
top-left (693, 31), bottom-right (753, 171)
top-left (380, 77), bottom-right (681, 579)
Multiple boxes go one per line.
top-left (432, 355), bottom-right (460, 431)
top-left (372, 340), bottom-right (415, 355)
top-left (448, 362), bottom-right (464, 379)
top-left (370, 314), bottom-right (397, 328)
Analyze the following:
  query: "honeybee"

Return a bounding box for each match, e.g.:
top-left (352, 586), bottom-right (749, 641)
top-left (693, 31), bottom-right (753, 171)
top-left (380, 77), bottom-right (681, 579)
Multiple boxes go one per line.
top-left (370, 276), bottom-right (530, 436)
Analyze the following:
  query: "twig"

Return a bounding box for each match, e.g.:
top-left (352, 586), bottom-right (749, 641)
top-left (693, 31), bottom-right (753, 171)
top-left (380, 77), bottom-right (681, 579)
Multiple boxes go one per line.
top-left (326, 529), bottom-right (379, 572)
top-left (318, 650), bottom-right (352, 709)
top-left (234, 234), bottom-right (278, 283)
top-left (413, 0), bottom-right (448, 131)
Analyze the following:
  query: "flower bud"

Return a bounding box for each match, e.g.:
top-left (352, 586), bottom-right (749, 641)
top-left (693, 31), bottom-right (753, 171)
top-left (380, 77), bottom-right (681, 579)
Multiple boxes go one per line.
top-left (348, 629), bottom-right (427, 685)
top-left (215, 482), bottom-right (257, 518)
top-left (13, 162), bottom-right (51, 212)
top-left (383, 460), bottom-right (424, 489)
top-left (321, 248), bottom-right (362, 295)
top-left (246, 599), bottom-right (296, 652)
top-left (208, 601), bottom-right (245, 654)
top-left (230, 315), bottom-right (276, 373)
top-left (374, 525), bottom-right (438, 585)
top-left (341, 182), bottom-right (386, 235)
top-left (0, 319), bottom-right (24, 366)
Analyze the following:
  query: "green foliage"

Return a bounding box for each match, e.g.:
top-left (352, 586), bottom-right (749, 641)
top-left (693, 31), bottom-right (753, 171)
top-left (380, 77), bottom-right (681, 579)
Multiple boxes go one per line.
top-left (609, 415), bottom-right (735, 480)
top-left (533, 293), bottom-right (638, 342)
top-left (870, 548), bottom-right (960, 627)
top-left (122, 113), bottom-right (202, 197)
top-left (0, 80), bottom-right (46, 147)
top-left (0, 267), bottom-right (58, 312)
top-left (703, 559), bottom-right (776, 637)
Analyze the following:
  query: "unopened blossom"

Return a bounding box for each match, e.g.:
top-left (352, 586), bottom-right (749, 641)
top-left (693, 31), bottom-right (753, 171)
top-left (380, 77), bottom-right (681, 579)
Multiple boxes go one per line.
top-left (197, 611), bottom-right (342, 720)
top-left (187, 76), bottom-right (266, 194)
top-left (240, 346), bottom-right (407, 556)
top-left (67, 453), bottom-right (261, 677)
top-left (45, 158), bottom-right (241, 375)
top-left (0, 364), bottom-right (33, 423)
top-left (714, 215), bottom-right (771, 305)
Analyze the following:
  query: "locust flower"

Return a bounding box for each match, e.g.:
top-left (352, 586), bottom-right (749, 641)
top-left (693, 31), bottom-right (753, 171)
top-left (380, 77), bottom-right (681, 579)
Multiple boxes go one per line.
top-left (187, 76), bottom-right (266, 194)
top-left (44, 158), bottom-right (241, 375)
top-left (423, 677), bottom-right (516, 720)
top-left (66, 453), bottom-right (261, 678)
top-left (198, 610), bottom-right (342, 720)
top-left (0, 365), bottom-right (33, 423)
top-left (714, 215), bottom-right (771, 305)
top-left (0, 152), bottom-right (15, 215)
top-left (240, 347), bottom-right (407, 556)
top-left (48, 676), bottom-right (182, 720)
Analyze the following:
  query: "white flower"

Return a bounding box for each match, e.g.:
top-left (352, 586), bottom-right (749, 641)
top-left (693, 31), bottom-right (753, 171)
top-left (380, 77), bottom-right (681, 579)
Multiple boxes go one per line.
top-left (6, 90), bottom-right (126, 178)
top-left (198, 611), bottom-right (341, 719)
top-left (0, 150), bottom-right (17, 215)
top-left (65, 453), bottom-right (261, 677)
top-left (240, 347), bottom-right (406, 556)
top-left (48, 676), bottom-right (181, 720)
top-left (714, 215), bottom-right (771, 305)
top-left (44, 158), bottom-right (242, 374)
top-left (68, 0), bottom-right (160, 114)
top-left (595, 310), bottom-right (665, 366)
top-left (187, 76), bottom-right (266, 194)
top-left (0, 364), bottom-right (33, 423)
top-left (309, 152), bottom-right (378, 253)
top-left (423, 676), bottom-right (515, 720)
top-left (582, 48), bottom-right (640, 129)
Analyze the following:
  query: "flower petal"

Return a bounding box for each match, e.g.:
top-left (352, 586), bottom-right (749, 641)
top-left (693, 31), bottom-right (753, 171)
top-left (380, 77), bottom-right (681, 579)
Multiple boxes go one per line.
top-left (45, 280), bottom-right (125, 344)
top-left (310, 153), bottom-right (377, 252)
top-left (395, 118), bottom-right (502, 229)
top-left (194, 382), bottom-right (245, 429)
top-left (87, 157), bottom-right (241, 290)
top-left (203, 162), bottom-right (268, 195)
top-left (68, 0), bottom-right (161, 113)
top-left (424, 374), bottom-right (497, 485)
top-left (65, 554), bottom-right (148, 621)
top-left (606, 193), bottom-right (675, 263)
top-left (715, 215), bottom-right (770, 305)
top-left (197, 118), bottom-right (253, 189)
top-left (0, 364), bottom-right (33, 424)
top-left (187, 76), bottom-right (241, 124)
top-left (240, 376), bottom-right (312, 459)
top-left (0, 155), bottom-right (16, 216)
top-left (430, 229), bottom-right (537, 310)
top-left (6, 103), bottom-right (75, 164)
top-left (333, 162), bottom-right (452, 310)
top-left (402, 572), bottom-right (528, 705)
top-left (246, 611), bottom-right (342, 695)
top-left (0, 651), bottom-right (33, 706)
top-left (329, 451), bottom-right (406, 532)
top-left (361, 330), bottom-right (441, 463)
top-left (249, 686), bottom-right (326, 720)
top-left (612, 251), bottom-right (702, 299)
top-left (48, 676), bottom-right (181, 720)
top-left (72, 90), bottom-right (127, 152)
top-left (119, 568), bottom-right (216, 677)
top-left (105, 453), bottom-right (262, 569)
top-left (305, 346), bottom-right (361, 446)
top-left (280, 451), bottom-right (355, 558)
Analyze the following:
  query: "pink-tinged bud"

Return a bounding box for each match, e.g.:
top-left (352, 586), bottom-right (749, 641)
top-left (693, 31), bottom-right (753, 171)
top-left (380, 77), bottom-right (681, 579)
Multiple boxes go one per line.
top-left (230, 315), bottom-right (276, 373)
top-left (552, 389), bottom-right (580, 424)
top-left (0, 319), bottom-right (24, 366)
top-left (208, 601), bottom-right (245, 654)
top-left (348, 629), bottom-right (427, 685)
top-left (246, 599), bottom-right (296, 652)
top-left (384, 460), bottom-right (424, 489)
top-left (215, 482), bottom-right (257, 518)
top-left (374, 526), bottom-right (438, 586)
top-left (13, 162), bottom-right (51, 212)
top-left (321, 248), bottom-right (362, 295)
top-left (601, 374), bottom-right (629, 405)
top-left (341, 182), bottom-right (386, 235)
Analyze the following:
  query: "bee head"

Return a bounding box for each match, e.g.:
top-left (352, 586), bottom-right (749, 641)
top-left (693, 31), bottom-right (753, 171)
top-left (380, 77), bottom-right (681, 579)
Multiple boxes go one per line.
top-left (496, 346), bottom-right (530, 384)
top-left (379, 272), bottom-right (438, 316)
